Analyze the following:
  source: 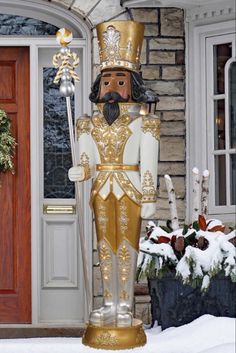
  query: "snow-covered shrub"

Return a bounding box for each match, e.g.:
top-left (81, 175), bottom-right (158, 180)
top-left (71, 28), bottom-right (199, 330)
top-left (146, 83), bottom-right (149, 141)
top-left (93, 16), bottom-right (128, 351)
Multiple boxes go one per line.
top-left (137, 216), bottom-right (236, 291)
top-left (0, 108), bottom-right (16, 173)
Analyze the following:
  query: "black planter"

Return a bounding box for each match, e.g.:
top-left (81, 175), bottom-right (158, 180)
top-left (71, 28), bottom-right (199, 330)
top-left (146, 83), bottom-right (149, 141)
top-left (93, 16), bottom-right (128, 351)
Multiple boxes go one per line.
top-left (148, 272), bottom-right (236, 330)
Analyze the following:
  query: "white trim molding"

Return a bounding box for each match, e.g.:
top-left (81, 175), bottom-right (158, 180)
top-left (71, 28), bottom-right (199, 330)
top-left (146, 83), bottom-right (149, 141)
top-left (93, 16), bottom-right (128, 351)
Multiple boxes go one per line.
top-left (0, 0), bottom-right (92, 37)
top-left (186, 0), bottom-right (235, 23)
top-left (185, 0), bottom-right (236, 224)
top-left (122, 0), bottom-right (235, 10)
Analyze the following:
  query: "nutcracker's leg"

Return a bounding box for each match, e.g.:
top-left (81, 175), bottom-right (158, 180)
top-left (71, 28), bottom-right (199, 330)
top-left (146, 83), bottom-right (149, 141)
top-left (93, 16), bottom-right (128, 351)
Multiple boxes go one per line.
top-left (116, 241), bottom-right (138, 327)
top-left (90, 195), bottom-right (118, 326)
top-left (115, 195), bottom-right (141, 327)
top-left (89, 240), bottom-right (117, 326)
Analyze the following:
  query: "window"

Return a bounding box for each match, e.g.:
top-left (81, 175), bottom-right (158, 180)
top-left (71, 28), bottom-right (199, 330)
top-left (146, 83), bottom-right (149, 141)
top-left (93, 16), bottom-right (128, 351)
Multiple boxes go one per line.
top-left (206, 34), bottom-right (236, 215)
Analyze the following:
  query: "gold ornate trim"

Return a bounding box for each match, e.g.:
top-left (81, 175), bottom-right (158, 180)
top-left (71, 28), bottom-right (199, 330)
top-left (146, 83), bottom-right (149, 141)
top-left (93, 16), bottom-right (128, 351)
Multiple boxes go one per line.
top-left (119, 201), bottom-right (129, 237)
top-left (142, 116), bottom-right (160, 141)
top-left (96, 164), bottom-right (139, 171)
top-left (100, 59), bottom-right (140, 72)
top-left (99, 241), bottom-right (112, 283)
top-left (91, 114), bottom-right (132, 164)
top-left (82, 319), bottom-right (146, 350)
top-left (90, 172), bottom-right (110, 207)
top-left (118, 244), bottom-right (131, 283)
top-left (114, 172), bottom-right (142, 206)
top-left (142, 170), bottom-right (157, 203)
top-left (79, 152), bottom-right (91, 180)
top-left (76, 117), bottom-right (91, 140)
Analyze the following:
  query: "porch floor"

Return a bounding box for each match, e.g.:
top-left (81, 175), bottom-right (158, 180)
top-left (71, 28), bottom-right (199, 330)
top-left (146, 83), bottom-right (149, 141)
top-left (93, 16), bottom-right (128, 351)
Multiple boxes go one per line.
top-left (0, 326), bottom-right (85, 339)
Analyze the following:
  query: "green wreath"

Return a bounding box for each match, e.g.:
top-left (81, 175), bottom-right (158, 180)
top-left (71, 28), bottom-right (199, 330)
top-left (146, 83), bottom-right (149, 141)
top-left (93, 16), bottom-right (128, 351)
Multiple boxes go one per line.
top-left (0, 108), bottom-right (16, 173)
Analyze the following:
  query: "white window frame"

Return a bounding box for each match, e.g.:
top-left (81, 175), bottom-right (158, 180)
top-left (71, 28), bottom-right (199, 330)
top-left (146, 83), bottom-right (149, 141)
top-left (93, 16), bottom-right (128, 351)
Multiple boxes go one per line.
top-left (186, 1), bottom-right (236, 223)
top-left (206, 35), bottom-right (236, 215)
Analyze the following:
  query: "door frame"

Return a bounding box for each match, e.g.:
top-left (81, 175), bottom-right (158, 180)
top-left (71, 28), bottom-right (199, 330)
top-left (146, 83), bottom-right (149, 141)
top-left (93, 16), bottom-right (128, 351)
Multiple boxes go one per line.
top-left (0, 36), bottom-right (92, 324)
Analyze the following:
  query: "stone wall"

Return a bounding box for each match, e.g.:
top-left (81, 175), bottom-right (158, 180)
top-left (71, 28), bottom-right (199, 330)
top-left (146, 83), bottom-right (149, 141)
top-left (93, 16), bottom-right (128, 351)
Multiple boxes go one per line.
top-left (133, 7), bottom-right (186, 228)
top-left (92, 7), bottom-right (185, 324)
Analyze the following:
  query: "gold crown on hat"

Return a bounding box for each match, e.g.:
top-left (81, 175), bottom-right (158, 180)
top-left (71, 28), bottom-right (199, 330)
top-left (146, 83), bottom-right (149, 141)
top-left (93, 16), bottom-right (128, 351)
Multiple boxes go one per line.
top-left (96, 20), bottom-right (144, 72)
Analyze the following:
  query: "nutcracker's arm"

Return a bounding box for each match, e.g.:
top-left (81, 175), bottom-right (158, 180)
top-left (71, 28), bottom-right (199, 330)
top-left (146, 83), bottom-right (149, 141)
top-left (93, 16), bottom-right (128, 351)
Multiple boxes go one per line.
top-left (140, 114), bottom-right (160, 219)
top-left (68, 115), bottom-right (95, 182)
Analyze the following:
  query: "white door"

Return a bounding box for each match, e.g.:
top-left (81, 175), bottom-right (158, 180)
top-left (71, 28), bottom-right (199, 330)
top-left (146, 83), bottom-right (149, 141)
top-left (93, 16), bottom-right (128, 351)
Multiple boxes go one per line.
top-left (38, 47), bottom-right (91, 324)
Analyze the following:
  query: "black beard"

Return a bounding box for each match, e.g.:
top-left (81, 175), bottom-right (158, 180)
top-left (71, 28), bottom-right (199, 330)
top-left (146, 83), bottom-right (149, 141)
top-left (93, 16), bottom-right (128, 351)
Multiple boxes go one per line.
top-left (100, 92), bottom-right (129, 125)
top-left (103, 102), bottom-right (120, 125)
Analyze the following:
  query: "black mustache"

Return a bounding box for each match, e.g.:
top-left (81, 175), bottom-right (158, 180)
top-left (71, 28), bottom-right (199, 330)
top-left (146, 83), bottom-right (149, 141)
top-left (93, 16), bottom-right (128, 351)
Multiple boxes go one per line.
top-left (100, 92), bottom-right (129, 103)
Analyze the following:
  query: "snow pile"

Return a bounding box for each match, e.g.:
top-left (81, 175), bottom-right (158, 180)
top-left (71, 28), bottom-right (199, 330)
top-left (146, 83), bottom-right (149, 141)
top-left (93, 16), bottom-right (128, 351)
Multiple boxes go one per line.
top-left (137, 219), bottom-right (236, 289)
top-left (0, 315), bottom-right (235, 353)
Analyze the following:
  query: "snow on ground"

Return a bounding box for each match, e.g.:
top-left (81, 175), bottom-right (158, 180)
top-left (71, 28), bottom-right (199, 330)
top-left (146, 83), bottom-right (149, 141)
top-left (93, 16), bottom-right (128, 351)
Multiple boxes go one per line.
top-left (0, 315), bottom-right (235, 353)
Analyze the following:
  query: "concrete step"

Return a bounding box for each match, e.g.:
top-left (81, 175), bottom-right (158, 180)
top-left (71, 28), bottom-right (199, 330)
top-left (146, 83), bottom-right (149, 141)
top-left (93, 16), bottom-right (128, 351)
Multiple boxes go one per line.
top-left (0, 326), bottom-right (85, 339)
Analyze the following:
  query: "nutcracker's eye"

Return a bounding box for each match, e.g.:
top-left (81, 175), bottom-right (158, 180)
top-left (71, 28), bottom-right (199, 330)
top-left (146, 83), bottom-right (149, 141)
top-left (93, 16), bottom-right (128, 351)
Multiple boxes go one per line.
top-left (104, 81), bottom-right (110, 86)
top-left (118, 81), bottom-right (124, 86)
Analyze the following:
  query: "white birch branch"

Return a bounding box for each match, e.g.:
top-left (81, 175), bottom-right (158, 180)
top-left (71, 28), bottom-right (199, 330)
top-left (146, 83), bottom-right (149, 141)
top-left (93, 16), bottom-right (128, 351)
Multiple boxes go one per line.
top-left (164, 174), bottom-right (179, 231)
top-left (201, 169), bottom-right (210, 218)
top-left (192, 167), bottom-right (201, 222)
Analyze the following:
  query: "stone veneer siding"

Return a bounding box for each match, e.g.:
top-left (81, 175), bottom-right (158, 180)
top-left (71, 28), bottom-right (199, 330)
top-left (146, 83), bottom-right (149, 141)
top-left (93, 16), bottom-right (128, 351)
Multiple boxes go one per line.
top-left (92, 7), bottom-right (185, 324)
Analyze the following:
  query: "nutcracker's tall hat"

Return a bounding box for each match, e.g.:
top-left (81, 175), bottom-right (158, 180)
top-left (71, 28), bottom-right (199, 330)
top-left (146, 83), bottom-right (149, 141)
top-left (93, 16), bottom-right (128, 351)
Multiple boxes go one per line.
top-left (96, 20), bottom-right (144, 73)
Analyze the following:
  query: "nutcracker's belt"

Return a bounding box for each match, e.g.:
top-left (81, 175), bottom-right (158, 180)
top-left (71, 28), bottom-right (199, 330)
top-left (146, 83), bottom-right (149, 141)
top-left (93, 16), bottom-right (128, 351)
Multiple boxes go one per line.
top-left (96, 164), bottom-right (139, 171)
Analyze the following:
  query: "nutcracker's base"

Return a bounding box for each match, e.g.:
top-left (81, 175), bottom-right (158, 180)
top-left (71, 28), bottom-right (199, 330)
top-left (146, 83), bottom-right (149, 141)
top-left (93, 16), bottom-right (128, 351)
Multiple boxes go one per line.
top-left (82, 319), bottom-right (147, 350)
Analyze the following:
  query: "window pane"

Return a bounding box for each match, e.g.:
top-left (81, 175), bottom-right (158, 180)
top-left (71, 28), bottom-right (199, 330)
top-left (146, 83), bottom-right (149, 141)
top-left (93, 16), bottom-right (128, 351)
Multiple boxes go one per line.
top-left (215, 155), bottom-right (226, 206)
top-left (229, 61), bottom-right (236, 148)
top-left (0, 14), bottom-right (59, 35)
top-left (214, 100), bottom-right (225, 149)
top-left (230, 154), bottom-right (236, 205)
top-left (43, 67), bottom-right (75, 199)
top-left (213, 43), bottom-right (232, 94)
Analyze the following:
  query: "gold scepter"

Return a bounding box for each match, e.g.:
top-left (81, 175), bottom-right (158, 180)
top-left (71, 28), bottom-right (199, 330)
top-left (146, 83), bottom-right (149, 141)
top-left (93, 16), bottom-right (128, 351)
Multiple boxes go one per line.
top-left (53, 28), bottom-right (92, 316)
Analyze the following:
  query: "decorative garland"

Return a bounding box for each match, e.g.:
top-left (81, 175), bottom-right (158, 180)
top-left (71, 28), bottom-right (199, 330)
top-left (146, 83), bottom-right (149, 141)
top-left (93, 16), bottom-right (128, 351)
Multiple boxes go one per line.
top-left (0, 108), bottom-right (16, 173)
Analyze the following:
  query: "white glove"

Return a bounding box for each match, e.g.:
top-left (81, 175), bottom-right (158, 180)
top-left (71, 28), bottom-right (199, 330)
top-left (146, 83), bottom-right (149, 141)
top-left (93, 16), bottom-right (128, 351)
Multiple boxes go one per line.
top-left (68, 166), bottom-right (85, 182)
top-left (141, 203), bottom-right (156, 219)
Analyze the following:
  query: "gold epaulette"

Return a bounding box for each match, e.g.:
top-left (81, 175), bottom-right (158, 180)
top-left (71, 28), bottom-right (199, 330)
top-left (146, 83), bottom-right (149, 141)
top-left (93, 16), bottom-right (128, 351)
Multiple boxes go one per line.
top-left (76, 115), bottom-right (91, 140)
top-left (142, 116), bottom-right (160, 141)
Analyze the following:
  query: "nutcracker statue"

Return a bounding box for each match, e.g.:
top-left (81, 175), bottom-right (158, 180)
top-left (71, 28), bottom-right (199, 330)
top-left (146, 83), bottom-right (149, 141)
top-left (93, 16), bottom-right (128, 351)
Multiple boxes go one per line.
top-left (54, 21), bottom-right (160, 350)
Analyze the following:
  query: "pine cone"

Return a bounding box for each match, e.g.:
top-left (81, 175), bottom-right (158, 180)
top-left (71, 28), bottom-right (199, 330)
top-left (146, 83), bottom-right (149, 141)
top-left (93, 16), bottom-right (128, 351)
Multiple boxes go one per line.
top-left (197, 236), bottom-right (209, 250)
top-left (174, 237), bottom-right (185, 252)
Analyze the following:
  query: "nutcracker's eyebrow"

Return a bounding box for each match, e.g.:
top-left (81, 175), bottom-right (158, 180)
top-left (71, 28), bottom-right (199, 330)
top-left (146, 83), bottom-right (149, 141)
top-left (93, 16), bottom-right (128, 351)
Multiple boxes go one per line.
top-left (116, 73), bottom-right (126, 76)
top-left (102, 73), bottom-right (111, 77)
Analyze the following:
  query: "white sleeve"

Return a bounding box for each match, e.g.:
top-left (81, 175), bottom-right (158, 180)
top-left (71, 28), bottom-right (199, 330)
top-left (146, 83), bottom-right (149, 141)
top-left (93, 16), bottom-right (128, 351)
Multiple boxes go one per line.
top-left (76, 115), bottom-right (95, 180)
top-left (140, 114), bottom-right (160, 204)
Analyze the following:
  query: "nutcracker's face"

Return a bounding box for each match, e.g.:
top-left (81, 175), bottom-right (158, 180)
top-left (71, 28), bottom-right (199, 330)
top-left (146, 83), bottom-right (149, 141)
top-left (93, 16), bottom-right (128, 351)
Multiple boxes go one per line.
top-left (99, 70), bottom-right (131, 102)
top-left (97, 69), bottom-right (132, 125)
top-left (89, 68), bottom-right (158, 125)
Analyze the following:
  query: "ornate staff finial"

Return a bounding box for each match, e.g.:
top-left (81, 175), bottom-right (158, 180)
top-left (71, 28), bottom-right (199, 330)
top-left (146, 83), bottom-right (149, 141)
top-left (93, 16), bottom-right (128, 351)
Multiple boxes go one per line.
top-left (53, 28), bottom-right (80, 97)
top-left (56, 28), bottom-right (73, 46)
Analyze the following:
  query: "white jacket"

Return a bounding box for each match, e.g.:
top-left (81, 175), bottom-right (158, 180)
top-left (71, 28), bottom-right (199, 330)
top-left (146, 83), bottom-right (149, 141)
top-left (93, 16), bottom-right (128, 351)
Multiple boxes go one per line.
top-left (73, 103), bottom-right (160, 218)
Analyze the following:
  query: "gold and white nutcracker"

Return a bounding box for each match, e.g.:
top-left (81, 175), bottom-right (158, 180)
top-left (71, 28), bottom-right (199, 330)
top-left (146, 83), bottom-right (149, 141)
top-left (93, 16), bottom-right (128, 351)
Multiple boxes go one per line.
top-left (70, 20), bottom-right (160, 349)
top-left (55, 21), bottom-right (160, 350)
